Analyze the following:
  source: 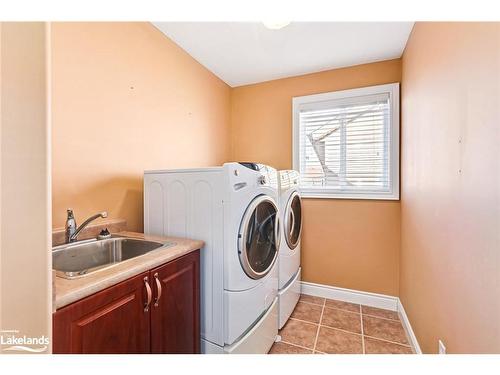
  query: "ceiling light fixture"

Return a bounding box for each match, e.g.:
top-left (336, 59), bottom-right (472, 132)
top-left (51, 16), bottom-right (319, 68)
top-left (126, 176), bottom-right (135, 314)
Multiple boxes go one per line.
top-left (262, 21), bottom-right (291, 30)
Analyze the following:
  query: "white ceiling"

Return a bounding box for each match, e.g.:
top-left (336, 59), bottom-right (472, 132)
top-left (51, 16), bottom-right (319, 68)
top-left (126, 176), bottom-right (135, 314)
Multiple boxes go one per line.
top-left (153, 22), bottom-right (414, 87)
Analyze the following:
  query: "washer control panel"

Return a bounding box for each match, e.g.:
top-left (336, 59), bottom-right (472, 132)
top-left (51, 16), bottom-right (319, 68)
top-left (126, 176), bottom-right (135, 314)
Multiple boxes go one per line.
top-left (230, 162), bottom-right (278, 190)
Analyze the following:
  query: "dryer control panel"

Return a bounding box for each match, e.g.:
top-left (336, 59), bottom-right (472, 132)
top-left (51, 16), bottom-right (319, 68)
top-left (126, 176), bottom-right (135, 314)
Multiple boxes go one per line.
top-left (279, 170), bottom-right (300, 193)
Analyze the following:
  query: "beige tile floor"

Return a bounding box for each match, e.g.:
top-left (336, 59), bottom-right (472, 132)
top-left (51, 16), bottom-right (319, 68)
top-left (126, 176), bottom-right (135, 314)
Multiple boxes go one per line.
top-left (269, 294), bottom-right (414, 354)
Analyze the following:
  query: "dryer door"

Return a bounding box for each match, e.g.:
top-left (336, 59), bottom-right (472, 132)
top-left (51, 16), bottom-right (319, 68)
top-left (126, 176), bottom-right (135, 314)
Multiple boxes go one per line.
top-left (238, 195), bottom-right (280, 280)
top-left (284, 192), bottom-right (302, 250)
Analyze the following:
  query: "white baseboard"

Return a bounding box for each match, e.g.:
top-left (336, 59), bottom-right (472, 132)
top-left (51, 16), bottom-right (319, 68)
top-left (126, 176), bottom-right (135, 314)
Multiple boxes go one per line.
top-left (300, 281), bottom-right (421, 353)
top-left (397, 299), bottom-right (422, 354)
top-left (301, 281), bottom-right (399, 311)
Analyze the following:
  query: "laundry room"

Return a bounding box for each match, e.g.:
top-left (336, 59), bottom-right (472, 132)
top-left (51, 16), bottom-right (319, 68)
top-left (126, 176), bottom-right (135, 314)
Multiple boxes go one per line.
top-left (0, 1), bottom-right (499, 371)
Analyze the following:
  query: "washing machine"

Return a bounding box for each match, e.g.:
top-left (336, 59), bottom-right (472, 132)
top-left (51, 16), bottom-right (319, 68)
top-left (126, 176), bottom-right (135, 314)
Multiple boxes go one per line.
top-left (144, 162), bottom-right (280, 353)
top-left (277, 170), bottom-right (303, 329)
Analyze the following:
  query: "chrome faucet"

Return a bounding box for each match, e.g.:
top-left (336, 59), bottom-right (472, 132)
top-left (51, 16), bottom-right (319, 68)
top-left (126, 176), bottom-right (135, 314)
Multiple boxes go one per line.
top-left (65, 209), bottom-right (108, 243)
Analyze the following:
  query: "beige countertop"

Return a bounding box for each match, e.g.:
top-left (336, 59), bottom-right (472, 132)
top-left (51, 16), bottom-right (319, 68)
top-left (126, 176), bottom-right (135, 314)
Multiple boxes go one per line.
top-left (53, 231), bottom-right (203, 310)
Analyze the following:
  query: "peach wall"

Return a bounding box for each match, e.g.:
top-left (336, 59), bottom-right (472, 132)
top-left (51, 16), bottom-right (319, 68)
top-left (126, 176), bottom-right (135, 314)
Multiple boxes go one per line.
top-left (1, 22), bottom-right (51, 353)
top-left (231, 60), bottom-right (401, 295)
top-left (401, 22), bottom-right (500, 353)
top-left (0, 21), bottom-right (2, 341)
top-left (51, 22), bottom-right (231, 232)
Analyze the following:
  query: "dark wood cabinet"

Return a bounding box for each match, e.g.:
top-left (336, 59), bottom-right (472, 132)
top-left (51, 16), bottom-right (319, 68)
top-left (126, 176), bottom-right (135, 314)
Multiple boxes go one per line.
top-left (53, 271), bottom-right (151, 354)
top-left (53, 250), bottom-right (200, 354)
top-left (151, 250), bottom-right (200, 354)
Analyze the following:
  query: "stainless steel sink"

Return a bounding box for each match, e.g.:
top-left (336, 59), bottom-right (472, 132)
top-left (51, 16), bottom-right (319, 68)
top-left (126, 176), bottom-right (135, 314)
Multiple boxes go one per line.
top-left (53, 236), bottom-right (175, 279)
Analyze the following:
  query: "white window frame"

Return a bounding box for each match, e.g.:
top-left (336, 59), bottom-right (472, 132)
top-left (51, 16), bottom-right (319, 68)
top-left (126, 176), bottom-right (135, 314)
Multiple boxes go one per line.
top-left (292, 83), bottom-right (400, 200)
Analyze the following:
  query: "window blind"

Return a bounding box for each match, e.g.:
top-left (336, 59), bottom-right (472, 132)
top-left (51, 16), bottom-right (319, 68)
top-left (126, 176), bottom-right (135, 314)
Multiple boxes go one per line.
top-left (297, 91), bottom-right (395, 197)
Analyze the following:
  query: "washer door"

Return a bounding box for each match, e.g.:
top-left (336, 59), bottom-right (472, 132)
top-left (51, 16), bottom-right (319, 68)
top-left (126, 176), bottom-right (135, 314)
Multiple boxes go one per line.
top-left (238, 195), bottom-right (280, 280)
top-left (284, 192), bottom-right (302, 250)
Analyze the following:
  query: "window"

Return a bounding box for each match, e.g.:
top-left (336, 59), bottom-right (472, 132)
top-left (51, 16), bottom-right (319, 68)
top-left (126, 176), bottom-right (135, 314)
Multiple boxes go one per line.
top-left (293, 83), bottom-right (399, 200)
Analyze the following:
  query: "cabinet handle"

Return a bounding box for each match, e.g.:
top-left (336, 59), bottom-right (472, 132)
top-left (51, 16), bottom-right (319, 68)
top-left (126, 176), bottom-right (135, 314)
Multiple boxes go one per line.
top-left (144, 276), bottom-right (152, 312)
top-left (154, 272), bottom-right (162, 307)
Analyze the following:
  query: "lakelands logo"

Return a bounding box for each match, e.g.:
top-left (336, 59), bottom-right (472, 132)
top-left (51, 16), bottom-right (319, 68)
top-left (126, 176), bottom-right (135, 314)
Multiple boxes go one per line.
top-left (0, 330), bottom-right (49, 353)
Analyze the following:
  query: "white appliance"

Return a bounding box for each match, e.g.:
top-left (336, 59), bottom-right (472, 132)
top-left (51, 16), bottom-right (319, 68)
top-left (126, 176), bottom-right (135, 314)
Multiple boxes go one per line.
top-left (277, 170), bottom-right (303, 329)
top-left (144, 162), bottom-right (280, 353)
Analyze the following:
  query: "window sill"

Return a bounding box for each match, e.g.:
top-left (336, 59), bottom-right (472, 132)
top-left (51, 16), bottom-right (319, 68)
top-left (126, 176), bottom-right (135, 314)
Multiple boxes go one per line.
top-left (300, 191), bottom-right (400, 201)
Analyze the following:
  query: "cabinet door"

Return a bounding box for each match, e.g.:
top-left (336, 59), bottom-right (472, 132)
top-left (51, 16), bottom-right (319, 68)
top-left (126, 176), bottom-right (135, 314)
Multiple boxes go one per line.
top-left (53, 272), bottom-right (151, 354)
top-left (150, 250), bottom-right (200, 354)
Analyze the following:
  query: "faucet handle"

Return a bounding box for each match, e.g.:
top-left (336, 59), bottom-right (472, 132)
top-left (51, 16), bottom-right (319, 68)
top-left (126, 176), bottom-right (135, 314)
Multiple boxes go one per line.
top-left (98, 228), bottom-right (111, 240)
top-left (65, 209), bottom-right (77, 243)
